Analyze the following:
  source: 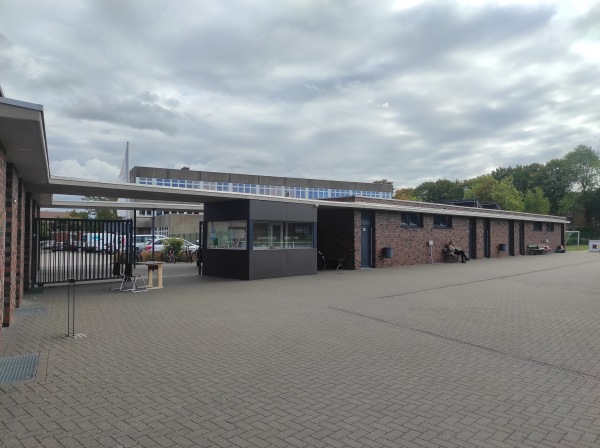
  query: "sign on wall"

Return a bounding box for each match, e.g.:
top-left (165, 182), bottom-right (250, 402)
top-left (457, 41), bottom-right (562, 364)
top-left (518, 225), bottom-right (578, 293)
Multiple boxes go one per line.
top-left (588, 240), bottom-right (600, 252)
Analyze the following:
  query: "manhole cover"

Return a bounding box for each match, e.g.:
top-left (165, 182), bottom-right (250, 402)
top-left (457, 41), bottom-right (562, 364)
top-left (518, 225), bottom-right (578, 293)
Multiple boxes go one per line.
top-left (15, 305), bottom-right (47, 317)
top-left (0, 353), bottom-right (39, 383)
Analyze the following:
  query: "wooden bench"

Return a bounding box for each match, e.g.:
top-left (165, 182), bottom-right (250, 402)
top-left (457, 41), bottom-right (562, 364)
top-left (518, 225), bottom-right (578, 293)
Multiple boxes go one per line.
top-left (527, 244), bottom-right (546, 255)
top-left (443, 247), bottom-right (459, 263)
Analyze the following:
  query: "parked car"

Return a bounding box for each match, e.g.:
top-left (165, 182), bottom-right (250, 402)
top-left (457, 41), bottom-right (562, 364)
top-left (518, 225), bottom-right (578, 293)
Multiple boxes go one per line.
top-left (135, 234), bottom-right (167, 250)
top-left (52, 241), bottom-right (78, 252)
top-left (41, 240), bottom-right (54, 250)
top-left (142, 238), bottom-right (199, 253)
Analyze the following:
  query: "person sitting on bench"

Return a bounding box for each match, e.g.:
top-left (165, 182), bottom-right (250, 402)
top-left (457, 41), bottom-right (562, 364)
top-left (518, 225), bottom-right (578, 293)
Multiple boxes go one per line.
top-left (447, 240), bottom-right (469, 263)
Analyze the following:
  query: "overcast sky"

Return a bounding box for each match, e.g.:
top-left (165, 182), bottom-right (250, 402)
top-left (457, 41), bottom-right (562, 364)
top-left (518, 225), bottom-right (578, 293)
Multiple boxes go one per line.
top-left (1, 0), bottom-right (599, 189)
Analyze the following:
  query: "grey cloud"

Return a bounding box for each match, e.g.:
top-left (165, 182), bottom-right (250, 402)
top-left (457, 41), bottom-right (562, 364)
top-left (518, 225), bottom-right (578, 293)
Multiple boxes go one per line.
top-left (61, 94), bottom-right (182, 135)
top-left (0, 0), bottom-right (597, 191)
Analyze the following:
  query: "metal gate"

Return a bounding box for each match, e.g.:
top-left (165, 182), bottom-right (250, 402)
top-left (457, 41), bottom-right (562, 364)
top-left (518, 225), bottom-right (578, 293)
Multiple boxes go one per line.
top-left (34, 218), bottom-right (134, 285)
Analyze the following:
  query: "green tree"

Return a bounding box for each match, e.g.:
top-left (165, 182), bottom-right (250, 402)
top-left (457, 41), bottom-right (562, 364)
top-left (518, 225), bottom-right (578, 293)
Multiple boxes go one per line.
top-left (69, 210), bottom-right (90, 219)
top-left (373, 179), bottom-right (394, 188)
top-left (95, 208), bottom-right (120, 220)
top-left (558, 192), bottom-right (580, 218)
top-left (492, 163), bottom-right (544, 194)
top-left (491, 176), bottom-right (524, 211)
top-left (580, 189), bottom-right (600, 228)
top-left (413, 179), bottom-right (465, 202)
top-left (464, 175), bottom-right (523, 210)
top-left (563, 145), bottom-right (600, 193)
top-left (537, 158), bottom-right (570, 215)
top-left (463, 175), bottom-right (498, 202)
top-left (524, 187), bottom-right (550, 214)
top-left (394, 188), bottom-right (416, 200)
top-left (69, 197), bottom-right (119, 220)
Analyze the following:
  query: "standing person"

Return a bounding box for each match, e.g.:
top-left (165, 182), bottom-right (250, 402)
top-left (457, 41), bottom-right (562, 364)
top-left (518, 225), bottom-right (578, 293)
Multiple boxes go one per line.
top-left (447, 240), bottom-right (469, 263)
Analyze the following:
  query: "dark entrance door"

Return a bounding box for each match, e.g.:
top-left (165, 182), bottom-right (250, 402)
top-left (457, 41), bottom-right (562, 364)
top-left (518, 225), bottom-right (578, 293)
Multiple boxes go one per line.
top-left (483, 218), bottom-right (491, 258)
top-left (509, 221), bottom-right (515, 256)
top-left (361, 211), bottom-right (373, 268)
top-left (519, 221), bottom-right (525, 255)
top-left (468, 218), bottom-right (477, 260)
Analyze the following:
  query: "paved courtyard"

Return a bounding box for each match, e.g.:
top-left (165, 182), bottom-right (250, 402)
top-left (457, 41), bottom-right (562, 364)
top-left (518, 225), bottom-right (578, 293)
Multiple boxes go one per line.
top-left (2, 252), bottom-right (600, 448)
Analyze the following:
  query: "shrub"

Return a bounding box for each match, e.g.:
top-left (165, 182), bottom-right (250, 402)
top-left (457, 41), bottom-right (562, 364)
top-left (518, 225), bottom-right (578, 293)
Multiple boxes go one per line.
top-left (161, 238), bottom-right (184, 259)
top-left (140, 250), bottom-right (164, 262)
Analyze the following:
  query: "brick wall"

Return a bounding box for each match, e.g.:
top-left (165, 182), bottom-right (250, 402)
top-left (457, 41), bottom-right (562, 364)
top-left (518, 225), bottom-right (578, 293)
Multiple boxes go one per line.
top-left (3, 163), bottom-right (18, 327)
top-left (524, 221), bottom-right (562, 250)
top-left (374, 212), bottom-right (471, 266)
top-left (0, 149), bottom-right (5, 330)
top-left (319, 206), bottom-right (565, 271)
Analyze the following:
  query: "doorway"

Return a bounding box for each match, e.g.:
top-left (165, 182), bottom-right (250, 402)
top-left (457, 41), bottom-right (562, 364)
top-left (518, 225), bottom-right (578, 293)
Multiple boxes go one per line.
top-left (468, 217), bottom-right (477, 260)
top-left (361, 211), bottom-right (373, 268)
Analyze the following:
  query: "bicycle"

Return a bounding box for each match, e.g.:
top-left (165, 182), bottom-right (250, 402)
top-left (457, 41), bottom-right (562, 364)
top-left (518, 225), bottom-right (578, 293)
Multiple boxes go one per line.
top-left (183, 244), bottom-right (198, 263)
top-left (165, 248), bottom-right (177, 263)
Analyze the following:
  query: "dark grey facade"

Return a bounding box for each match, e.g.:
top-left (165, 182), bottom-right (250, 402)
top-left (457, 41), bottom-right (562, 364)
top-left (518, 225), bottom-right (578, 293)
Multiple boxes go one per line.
top-left (203, 199), bottom-right (318, 280)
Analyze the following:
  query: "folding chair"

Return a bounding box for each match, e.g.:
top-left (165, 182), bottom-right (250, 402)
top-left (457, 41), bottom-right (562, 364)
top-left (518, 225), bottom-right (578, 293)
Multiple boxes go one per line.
top-left (111, 263), bottom-right (147, 293)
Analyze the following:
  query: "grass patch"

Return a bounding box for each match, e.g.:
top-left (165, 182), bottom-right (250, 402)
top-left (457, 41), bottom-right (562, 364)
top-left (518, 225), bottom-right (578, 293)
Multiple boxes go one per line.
top-left (565, 244), bottom-right (589, 251)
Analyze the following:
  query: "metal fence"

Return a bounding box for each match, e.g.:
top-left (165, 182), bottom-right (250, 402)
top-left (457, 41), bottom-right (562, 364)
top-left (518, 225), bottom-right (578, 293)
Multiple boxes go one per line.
top-left (34, 218), bottom-right (134, 285)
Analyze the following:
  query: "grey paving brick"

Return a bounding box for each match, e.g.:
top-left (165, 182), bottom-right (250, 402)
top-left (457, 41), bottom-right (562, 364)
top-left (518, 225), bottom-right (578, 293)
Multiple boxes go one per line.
top-left (2, 257), bottom-right (600, 448)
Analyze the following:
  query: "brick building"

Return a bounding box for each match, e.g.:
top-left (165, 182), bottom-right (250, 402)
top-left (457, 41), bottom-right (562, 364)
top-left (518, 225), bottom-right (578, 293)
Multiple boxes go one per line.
top-left (0, 88), bottom-right (569, 336)
top-left (317, 197), bottom-right (564, 269)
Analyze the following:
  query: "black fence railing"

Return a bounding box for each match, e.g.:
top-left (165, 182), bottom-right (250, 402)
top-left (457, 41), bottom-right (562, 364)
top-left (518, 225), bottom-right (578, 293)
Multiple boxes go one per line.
top-left (34, 218), bottom-right (134, 285)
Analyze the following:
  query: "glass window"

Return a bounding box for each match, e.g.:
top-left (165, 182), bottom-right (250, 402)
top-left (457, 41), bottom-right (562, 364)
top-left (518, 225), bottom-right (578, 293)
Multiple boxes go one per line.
top-left (252, 221), bottom-right (314, 249)
top-left (232, 184), bottom-right (256, 194)
top-left (533, 222), bottom-right (543, 231)
top-left (258, 185), bottom-right (284, 196)
top-left (433, 215), bottom-right (452, 228)
top-left (285, 222), bottom-right (314, 248)
top-left (206, 221), bottom-right (247, 249)
top-left (286, 187), bottom-right (306, 199)
top-left (546, 222), bottom-right (554, 232)
top-left (401, 213), bottom-right (422, 227)
top-left (307, 188), bottom-right (328, 199)
top-left (253, 222), bottom-right (283, 249)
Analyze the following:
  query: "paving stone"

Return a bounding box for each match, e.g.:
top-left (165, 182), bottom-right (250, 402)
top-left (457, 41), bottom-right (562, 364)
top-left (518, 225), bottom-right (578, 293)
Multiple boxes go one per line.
top-left (2, 257), bottom-right (600, 447)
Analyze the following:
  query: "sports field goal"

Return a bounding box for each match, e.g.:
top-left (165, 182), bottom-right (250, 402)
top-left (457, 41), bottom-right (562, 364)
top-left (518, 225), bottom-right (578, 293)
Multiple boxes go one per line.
top-left (565, 231), bottom-right (580, 246)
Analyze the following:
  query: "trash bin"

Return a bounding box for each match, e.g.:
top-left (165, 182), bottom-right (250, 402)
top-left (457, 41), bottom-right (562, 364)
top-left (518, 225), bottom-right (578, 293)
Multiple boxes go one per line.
top-left (383, 247), bottom-right (393, 258)
top-left (499, 243), bottom-right (507, 252)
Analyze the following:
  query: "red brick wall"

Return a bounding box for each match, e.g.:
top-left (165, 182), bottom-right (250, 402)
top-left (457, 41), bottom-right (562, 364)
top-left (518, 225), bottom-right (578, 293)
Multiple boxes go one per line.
top-left (524, 221), bottom-right (562, 249)
top-left (319, 209), bottom-right (565, 270)
top-left (0, 150), bottom-right (5, 329)
top-left (3, 163), bottom-right (18, 327)
top-left (374, 213), bottom-right (472, 266)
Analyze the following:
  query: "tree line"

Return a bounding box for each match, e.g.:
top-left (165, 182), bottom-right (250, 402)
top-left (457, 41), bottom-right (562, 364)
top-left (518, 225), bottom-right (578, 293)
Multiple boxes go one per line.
top-left (390, 145), bottom-right (600, 225)
top-left (69, 196), bottom-right (119, 220)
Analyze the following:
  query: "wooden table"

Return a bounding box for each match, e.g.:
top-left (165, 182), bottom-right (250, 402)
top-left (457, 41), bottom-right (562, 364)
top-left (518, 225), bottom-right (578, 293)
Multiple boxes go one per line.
top-left (139, 261), bottom-right (164, 289)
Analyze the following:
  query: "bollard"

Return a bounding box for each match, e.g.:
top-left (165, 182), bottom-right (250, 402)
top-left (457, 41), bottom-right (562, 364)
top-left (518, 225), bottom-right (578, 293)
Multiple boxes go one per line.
top-left (67, 278), bottom-right (76, 337)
